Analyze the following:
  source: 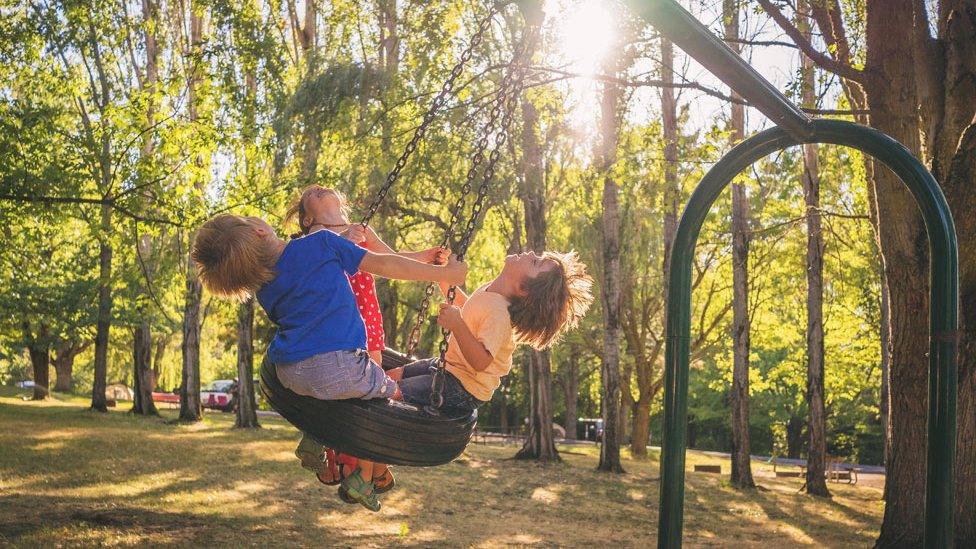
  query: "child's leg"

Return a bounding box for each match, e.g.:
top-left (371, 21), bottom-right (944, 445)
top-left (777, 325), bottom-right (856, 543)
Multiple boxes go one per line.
top-left (396, 358), bottom-right (440, 405)
top-left (358, 460), bottom-right (375, 483)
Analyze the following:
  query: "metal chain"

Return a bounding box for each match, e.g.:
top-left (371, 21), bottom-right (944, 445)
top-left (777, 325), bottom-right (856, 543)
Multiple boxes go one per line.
top-left (404, 35), bottom-right (533, 356)
top-left (427, 24), bottom-right (541, 411)
top-left (359, 5), bottom-right (498, 228)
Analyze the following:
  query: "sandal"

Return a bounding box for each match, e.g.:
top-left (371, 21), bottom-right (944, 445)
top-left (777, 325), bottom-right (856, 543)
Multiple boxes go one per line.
top-left (295, 441), bottom-right (341, 486)
top-left (372, 467), bottom-right (396, 494)
top-left (339, 467), bottom-right (394, 503)
top-left (339, 468), bottom-right (381, 512)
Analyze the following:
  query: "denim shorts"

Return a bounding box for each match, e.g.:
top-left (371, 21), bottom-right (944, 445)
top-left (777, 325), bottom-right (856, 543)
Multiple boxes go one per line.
top-left (397, 358), bottom-right (483, 413)
top-left (276, 349), bottom-right (397, 401)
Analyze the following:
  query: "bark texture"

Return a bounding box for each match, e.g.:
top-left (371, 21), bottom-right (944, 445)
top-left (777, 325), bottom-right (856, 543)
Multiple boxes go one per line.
top-left (725, 0), bottom-right (754, 489)
top-left (235, 299), bottom-right (260, 428)
top-left (131, 324), bottom-right (158, 416)
top-left (767, 0), bottom-right (976, 541)
top-left (798, 0), bottom-right (829, 498)
top-left (24, 323), bottom-right (50, 401)
top-left (561, 346), bottom-right (579, 441)
top-left (597, 45), bottom-right (625, 472)
top-left (514, 93), bottom-right (559, 462)
top-left (52, 339), bottom-right (87, 393)
top-left (91, 203), bottom-right (113, 412)
top-left (179, 8), bottom-right (205, 423)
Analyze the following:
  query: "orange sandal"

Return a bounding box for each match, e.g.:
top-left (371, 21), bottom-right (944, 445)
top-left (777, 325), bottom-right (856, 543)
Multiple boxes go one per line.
top-left (372, 467), bottom-right (395, 494)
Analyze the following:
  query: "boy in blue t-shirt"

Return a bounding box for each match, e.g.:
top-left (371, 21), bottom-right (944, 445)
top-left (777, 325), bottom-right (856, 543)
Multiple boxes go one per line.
top-left (191, 213), bottom-right (466, 511)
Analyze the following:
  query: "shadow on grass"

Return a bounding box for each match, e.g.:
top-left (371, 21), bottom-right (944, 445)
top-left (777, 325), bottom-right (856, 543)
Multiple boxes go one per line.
top-left (0, 397), bottom-right (881, 547)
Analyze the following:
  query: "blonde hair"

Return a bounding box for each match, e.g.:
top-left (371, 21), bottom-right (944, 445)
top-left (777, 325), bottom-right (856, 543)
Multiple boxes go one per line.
top-left (191, 214), bottom-right (278, 300)
top-left (284, 185), bottom-right (350, 237)
top-left (509, 251), bottom-right (594, 350)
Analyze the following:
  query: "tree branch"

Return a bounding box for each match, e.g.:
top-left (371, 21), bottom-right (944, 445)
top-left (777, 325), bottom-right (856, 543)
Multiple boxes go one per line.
top-left (757, 0), bottom-right (866, 83)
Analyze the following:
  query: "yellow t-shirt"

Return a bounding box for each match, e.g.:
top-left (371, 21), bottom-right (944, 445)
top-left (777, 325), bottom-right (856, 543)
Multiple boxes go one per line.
top-left (444, 285), bottom-right (516, 402)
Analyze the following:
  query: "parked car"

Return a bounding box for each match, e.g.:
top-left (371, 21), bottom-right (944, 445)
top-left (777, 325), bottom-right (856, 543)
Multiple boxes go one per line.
top-left (14, 380), bottom-right (35, 388)
top-left (578, 418), bottom-right (604, 442)
top-left (202, 379), bottom-right (237, 412)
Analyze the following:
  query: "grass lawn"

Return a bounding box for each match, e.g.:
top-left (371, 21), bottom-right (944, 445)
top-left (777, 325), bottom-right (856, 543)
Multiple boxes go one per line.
top-left (0, 388), bottom-right (884, 547)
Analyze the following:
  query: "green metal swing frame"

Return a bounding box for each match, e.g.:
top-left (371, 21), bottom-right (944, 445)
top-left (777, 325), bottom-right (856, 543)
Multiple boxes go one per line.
top-left (620, 1), bottom-right (959, 547)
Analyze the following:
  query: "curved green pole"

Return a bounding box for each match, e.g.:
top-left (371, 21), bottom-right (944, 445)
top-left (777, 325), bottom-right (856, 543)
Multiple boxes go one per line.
top-left (659, 119), bottom-right (958, 548)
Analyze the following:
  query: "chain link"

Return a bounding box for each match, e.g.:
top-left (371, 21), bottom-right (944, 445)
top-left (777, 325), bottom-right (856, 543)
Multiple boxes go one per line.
top-left (426, 24), bottom-right (541, 412)
top-left (359, 5), bottom-right (498, 228)
top-left (404, 34), bottom-right (532, 356)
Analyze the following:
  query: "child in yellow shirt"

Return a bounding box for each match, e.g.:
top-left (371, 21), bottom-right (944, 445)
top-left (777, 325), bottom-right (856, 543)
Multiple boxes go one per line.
top-left (388, 251), bottom-right (593, 412)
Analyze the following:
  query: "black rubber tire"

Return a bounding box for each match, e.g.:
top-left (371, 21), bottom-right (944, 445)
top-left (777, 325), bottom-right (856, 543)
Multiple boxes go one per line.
top-left (379, 348), bottom-right (414, 370)
top-left (259, 357), bottom-right (476, 467)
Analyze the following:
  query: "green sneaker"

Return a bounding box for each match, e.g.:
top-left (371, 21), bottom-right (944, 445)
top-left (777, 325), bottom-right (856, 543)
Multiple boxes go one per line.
top-left (339, 468), bottom-right (381, 512)
top-left (294, 434), bottom-right (326, 472)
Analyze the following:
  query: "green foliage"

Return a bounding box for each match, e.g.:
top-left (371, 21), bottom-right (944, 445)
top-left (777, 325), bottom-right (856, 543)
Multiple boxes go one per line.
top-left (0, 0), bottom-right (885, 464)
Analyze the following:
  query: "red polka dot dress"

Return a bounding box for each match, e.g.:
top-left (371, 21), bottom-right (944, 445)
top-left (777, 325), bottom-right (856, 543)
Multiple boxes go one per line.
top-left (349, 244), bottom-right (385, 352)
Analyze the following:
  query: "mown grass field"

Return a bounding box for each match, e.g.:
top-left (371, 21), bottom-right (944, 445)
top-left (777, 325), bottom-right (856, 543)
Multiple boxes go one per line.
top-left (0, 388), bottom-right (885, 547)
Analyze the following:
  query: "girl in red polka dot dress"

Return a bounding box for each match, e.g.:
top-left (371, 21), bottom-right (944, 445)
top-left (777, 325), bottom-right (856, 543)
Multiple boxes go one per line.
top-left (285, 185), bottom-right (448, 493)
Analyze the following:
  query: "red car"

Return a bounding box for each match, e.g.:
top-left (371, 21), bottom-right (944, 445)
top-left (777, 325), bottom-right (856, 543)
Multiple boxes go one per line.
top-left (201, 380), bottom-right (237, 412)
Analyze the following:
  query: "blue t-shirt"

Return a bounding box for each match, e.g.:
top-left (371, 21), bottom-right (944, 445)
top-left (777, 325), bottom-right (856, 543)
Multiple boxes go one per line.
top-left (256, 230), bottom-right (368, 364)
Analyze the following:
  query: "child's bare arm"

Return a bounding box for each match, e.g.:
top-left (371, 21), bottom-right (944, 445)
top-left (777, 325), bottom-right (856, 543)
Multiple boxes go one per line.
top-left (363, 226), bottom-right (448, 264)
top-left (359, 251), bottom-right (466, 285)
top-left (436, 304), bottom-right (492, 371)
top-left (362, 225), bottom-right (396, 254)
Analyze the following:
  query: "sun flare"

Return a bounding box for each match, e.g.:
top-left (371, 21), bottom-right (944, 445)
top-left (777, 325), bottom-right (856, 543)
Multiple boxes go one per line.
top-left (551, 0), bottom-right (619, 135)
top-left (557, 0), bottom-right (617, 77)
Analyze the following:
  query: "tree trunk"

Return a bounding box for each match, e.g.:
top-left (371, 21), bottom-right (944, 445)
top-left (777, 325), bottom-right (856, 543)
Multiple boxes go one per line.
top-left (879, 281), bottom-right (890, 467)
top-left (295, 0), bottom-right (320, 182)
top-left (915, 4), bottom-right (976, 543)
top-left (514, 94), bottom-right (559, 462)
top-left (786, 415), bottom-right (804, 459)
top-left (516, 350), bottom-right (559, 461)
top-left (596, 40), bottom-right (625, 474)
top-left (798, 0), bottom-right (830, 498)
top-left (152, 337), bottom-right (166, 387)
top-left (180, 272), bottom-right (203, 421)
top-left (861, 4), bottom-right (929, 545)
top-left (619, 361), bottom-right (634, 447)
top-left (562, 348), bottom-right (579, 441)
top-left (236, 299), bottom-right (260, 428)
top-left (25, 323), bottom-right (50, 401)
top-left (725, 0), bottom-right (754, 489)
top-left (52, 340), bottom-right (80, 393)
top-left (631, 395), bottom-right (652, 455)
top-left (130, 0), bottom-right (160, 419)
top-left (91, 203), bottom-right (113, 412)
top-left (131, 324), bottom-right (158, 416)
top-left (180, 8), bottom-right (205, 423)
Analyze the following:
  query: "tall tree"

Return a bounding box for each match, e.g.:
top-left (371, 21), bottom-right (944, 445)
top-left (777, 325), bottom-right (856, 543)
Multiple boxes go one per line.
top-left (759, 0), bottom-right (976, 543)
top-left (725, 0), bottom-right (755, 489)
top-left (180, 4), bottom-right (207, 422)
top-left (797, 0), bottom-right (829, 498)
top-left (131, 0), bottom-right (161, 417)
top-left (515, 92), bottom-right (559, 462)
top-left (597, 36), bottom-right (627, 474)
top-left (625, 33), bottom-right (681, 458)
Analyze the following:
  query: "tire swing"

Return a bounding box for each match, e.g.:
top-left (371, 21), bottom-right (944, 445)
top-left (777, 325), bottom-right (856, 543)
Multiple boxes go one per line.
top-left (260, 6), bottom-right (540, 467)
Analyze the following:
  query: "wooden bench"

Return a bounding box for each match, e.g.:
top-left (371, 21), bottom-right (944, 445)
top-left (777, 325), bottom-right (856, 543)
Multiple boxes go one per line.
top-left (826, 456), bottom-right (858, 484)
top-left (772, 457), bottom-right (806, 478)
top-left (693, 464), bottom-right (722, 474)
